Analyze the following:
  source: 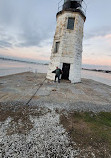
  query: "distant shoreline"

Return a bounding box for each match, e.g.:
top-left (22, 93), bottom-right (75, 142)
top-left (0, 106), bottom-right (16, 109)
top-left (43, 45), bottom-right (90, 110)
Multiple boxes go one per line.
top-left (0, 57), bottom-right (111, 73)
top-left (0, 57), bottom-right (49, 65)
top-left (82, 68), bottom-right (111, 74)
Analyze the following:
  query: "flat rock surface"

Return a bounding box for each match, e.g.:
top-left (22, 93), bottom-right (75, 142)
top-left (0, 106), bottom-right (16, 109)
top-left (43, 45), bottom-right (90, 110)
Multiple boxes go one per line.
top-left (0, 72), bottom-right (111, 157)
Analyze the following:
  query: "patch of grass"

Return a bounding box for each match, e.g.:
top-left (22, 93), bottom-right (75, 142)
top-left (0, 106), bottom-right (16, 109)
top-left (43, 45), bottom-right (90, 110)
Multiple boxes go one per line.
top-left (60, 111), bottom-right (111, 157)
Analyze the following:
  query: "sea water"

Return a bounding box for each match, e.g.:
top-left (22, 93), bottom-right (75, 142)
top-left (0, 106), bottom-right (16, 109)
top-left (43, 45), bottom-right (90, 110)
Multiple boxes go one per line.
top-left (0, 59), bottom-right (111, 86)
top-left (0, 59), bottom-right (48, 76)
top-left (82, 70), bottom-right (111, 86)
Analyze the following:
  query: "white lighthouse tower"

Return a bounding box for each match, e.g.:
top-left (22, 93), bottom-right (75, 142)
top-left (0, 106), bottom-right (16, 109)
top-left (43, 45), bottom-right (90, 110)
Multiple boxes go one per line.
top-left (47, 0), bottom-right (86, 83)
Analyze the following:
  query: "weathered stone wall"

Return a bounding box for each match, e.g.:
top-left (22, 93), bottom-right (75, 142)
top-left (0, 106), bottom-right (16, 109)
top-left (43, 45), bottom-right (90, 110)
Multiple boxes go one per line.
top-left (47, 11), bottom-right (85, 83)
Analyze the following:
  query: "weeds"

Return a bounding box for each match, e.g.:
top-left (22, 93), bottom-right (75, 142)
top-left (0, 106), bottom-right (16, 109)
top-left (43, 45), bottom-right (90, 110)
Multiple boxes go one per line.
top-left (60, 111), bottom-right (111, 157)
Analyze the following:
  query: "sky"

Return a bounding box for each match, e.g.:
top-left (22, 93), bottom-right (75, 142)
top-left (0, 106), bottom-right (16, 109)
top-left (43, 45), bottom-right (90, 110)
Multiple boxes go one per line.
top-left (0, 0), bottom-right (111, 67)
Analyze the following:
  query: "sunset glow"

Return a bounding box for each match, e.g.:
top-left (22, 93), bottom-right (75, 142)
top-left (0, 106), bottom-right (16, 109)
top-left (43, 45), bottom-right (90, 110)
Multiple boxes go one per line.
top-left (0, 0), bottom-right (111, 67)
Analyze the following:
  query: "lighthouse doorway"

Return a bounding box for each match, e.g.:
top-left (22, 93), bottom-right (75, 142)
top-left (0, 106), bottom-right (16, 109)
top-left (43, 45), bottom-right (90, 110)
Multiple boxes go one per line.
top-left (61, 63), bottom-right (70, 80)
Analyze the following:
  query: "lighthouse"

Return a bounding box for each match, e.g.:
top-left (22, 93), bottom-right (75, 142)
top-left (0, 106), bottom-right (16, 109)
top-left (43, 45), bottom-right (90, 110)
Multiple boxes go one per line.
top-left (47, 0), bottom-right (86, 83)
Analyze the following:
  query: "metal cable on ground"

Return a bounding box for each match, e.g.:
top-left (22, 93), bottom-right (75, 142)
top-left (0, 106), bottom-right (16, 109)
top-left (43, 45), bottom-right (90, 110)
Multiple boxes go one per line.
top-left (26, 78), bottom-right (46, 106)
top-left (4, 74), bottom-right (46, 109)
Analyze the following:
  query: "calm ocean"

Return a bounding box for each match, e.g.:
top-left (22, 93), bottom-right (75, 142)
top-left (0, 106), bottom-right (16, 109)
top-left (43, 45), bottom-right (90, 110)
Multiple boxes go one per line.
top-left (0, 59), bottom-right (111, 86)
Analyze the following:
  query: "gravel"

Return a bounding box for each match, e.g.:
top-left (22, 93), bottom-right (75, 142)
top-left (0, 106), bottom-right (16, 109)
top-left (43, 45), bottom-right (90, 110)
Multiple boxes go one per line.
top-left (0, 109), bottom-right (79, 158)
top-left (29, 100), bottom-right (111, 113)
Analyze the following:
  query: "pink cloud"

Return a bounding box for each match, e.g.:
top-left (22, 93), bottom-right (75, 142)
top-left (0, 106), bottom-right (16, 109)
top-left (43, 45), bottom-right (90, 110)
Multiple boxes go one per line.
top-left (0, 46), bottom-right (51, 62)
top-left (82, 56), bottom-right (111, 66)
top-left (105, 34), bottom-right (111, 39)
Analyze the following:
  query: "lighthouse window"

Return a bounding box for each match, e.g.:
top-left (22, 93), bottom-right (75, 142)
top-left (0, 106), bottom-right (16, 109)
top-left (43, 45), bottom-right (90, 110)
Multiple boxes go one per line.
top-left (67, 17), bottom-right (75, 30)
top-left (55, 42), bottom-right (60, 53)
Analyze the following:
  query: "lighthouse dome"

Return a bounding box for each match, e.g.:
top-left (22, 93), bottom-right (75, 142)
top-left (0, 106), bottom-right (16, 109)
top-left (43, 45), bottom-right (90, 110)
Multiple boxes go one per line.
top-left (64, 0), bottom-right (83, 2)
top-left (63, 0), bottom-right (83, 10)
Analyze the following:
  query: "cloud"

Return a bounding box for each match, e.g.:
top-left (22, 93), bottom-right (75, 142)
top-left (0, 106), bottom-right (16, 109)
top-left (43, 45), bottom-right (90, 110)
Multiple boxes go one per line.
top-left (0, 0), bottom-right (56, 49)
top-left (0, 27), bottom-right (13, 48)
top-left (84, 26), bottom-right (111, 40)
top-left (0, 40), bottom-right (12, 48)
top-left (17, 26), bottom-right (52, 48)
top-left (105, 34), bottom-right (111, 39)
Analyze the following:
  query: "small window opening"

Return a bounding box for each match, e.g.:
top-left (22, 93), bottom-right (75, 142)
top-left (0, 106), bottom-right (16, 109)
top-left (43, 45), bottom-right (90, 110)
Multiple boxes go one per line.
top-left (67, 17), bottom-right (75, 30)
top-left (54, 42), bottom-right (60, 53)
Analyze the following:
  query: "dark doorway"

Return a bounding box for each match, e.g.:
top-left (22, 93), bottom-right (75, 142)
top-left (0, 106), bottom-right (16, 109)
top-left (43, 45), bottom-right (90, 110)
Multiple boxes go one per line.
top-left (61, 63), bottom-right (70, 80)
